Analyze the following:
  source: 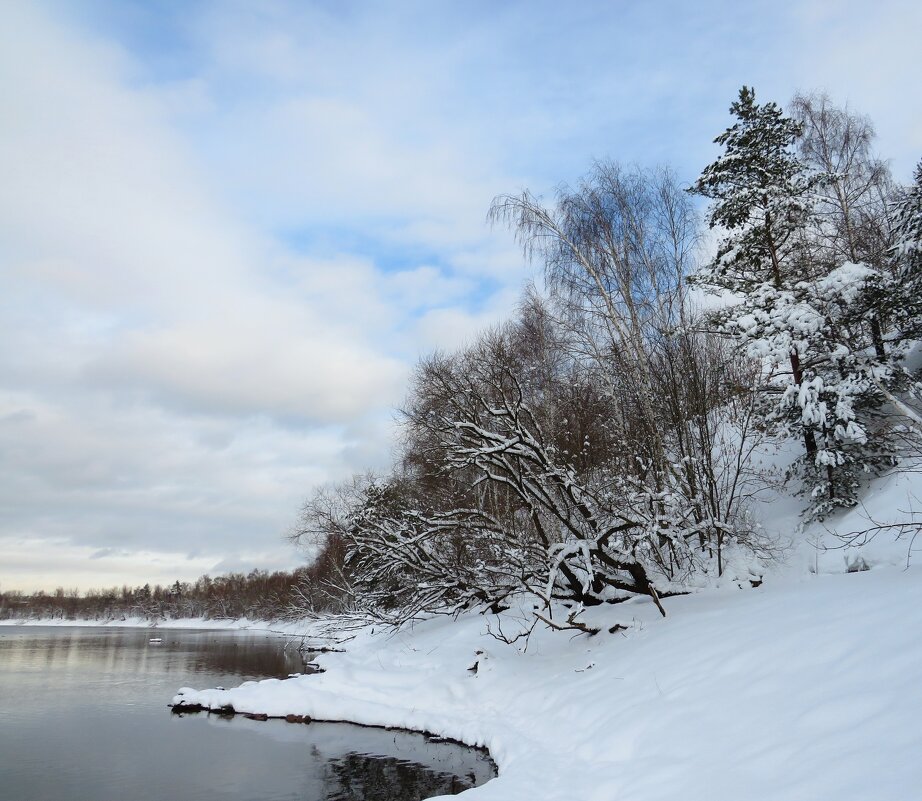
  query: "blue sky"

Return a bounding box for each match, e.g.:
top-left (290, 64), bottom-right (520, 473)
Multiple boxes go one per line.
top-left (1, 0), bottom-right (920, 591)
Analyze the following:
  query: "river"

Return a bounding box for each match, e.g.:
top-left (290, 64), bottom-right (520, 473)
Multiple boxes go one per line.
top-left (0, 625), bottom-right (494, 800)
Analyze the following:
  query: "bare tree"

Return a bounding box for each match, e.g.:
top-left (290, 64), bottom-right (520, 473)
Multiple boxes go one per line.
top-left (791, 91), bottom-right (896, 357)
top-left (489, 164), bottom-right (693, 477)
top-left (490, 163), bottom-right (766, 578)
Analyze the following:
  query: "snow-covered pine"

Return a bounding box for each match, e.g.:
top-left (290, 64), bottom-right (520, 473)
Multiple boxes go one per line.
top-left (777, 264), bottom-right (897, 515)
top-left (691, 86), bottom-right (819, 295)
top-left (691, 87), bottom-right (894, 515)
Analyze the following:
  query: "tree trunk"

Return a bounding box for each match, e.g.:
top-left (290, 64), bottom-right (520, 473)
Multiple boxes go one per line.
top-left (789, 351), bottom-right (818, 456)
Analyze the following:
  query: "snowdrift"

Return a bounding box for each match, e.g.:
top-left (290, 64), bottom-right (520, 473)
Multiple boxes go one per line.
top-left (172, 567), bottom-right (922, 801)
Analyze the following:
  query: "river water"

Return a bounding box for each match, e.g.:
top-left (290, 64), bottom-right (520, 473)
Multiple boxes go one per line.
top-left (0, 626), bottom-right (494, 800)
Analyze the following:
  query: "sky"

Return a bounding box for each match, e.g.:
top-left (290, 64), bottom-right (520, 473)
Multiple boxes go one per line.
top-left (1, 0), bottom-right (920, 593)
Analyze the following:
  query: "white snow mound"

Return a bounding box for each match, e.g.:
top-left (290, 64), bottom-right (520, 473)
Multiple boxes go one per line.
top-left (173, 569), bottom-right (922, 801)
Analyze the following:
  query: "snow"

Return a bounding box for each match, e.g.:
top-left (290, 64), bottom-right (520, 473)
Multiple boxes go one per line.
top-left (802, 467), bottom-right (922, 574)
top-left (813, 261), bottom-right (877, 304)
top-left (172, 566), bottom-right (922, 801)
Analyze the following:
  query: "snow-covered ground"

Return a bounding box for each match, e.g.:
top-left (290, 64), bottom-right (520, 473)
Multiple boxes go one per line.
top-left (173, 565), bottom-right (922, 801)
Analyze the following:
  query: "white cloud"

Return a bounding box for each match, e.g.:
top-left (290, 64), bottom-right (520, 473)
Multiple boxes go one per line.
top-left (791, 0), bottom-right (922, 177)
top-left (412, 285), bottom-right (523, 352)
top-left (0, 537), bottom-right (270, 593)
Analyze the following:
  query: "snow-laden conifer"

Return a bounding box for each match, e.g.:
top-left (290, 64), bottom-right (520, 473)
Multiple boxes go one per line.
top-left (691, 87), bottom-right (894, 515)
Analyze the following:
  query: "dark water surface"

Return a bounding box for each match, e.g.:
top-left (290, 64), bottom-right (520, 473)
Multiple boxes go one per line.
top-left (0, 626), bottom-right (494, 801)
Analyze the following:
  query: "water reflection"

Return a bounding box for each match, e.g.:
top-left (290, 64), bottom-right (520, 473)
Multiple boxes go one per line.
top-left (323, 751), bottom-right (478, 800)
top-left (1, 626), bottom-right (307, 679)
top-left (0, 626), bottom-right (494, 801)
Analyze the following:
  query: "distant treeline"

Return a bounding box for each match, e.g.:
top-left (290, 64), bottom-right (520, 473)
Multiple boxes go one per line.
top-left (0, 556), bottom-right (342, 622)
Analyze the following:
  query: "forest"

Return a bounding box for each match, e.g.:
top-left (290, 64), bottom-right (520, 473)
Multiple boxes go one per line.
top-left (0, 567), bottom-right (312, 621)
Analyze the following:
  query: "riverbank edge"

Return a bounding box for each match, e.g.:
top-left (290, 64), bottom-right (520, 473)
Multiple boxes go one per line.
top-left (170, 699), bottom-right (497, 770)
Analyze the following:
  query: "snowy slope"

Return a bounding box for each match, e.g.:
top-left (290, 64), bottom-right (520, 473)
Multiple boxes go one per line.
top-left (173, 567), bottom-right (922, 801)
top-left (804, 467), bottom-right (922, 574)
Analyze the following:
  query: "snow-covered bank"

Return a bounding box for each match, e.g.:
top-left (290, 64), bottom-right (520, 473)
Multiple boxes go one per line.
top-left (173, 568), bottom-right (922, 801)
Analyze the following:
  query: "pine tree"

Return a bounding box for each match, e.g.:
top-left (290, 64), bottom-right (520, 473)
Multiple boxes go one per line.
top-left (691, 87), bottom-right (891, 515)
top-left (691, 87), bottom-right (821, 453)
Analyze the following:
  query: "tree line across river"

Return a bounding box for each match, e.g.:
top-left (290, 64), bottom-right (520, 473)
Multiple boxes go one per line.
top-left (0, 562), bottom-right (335, 622)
